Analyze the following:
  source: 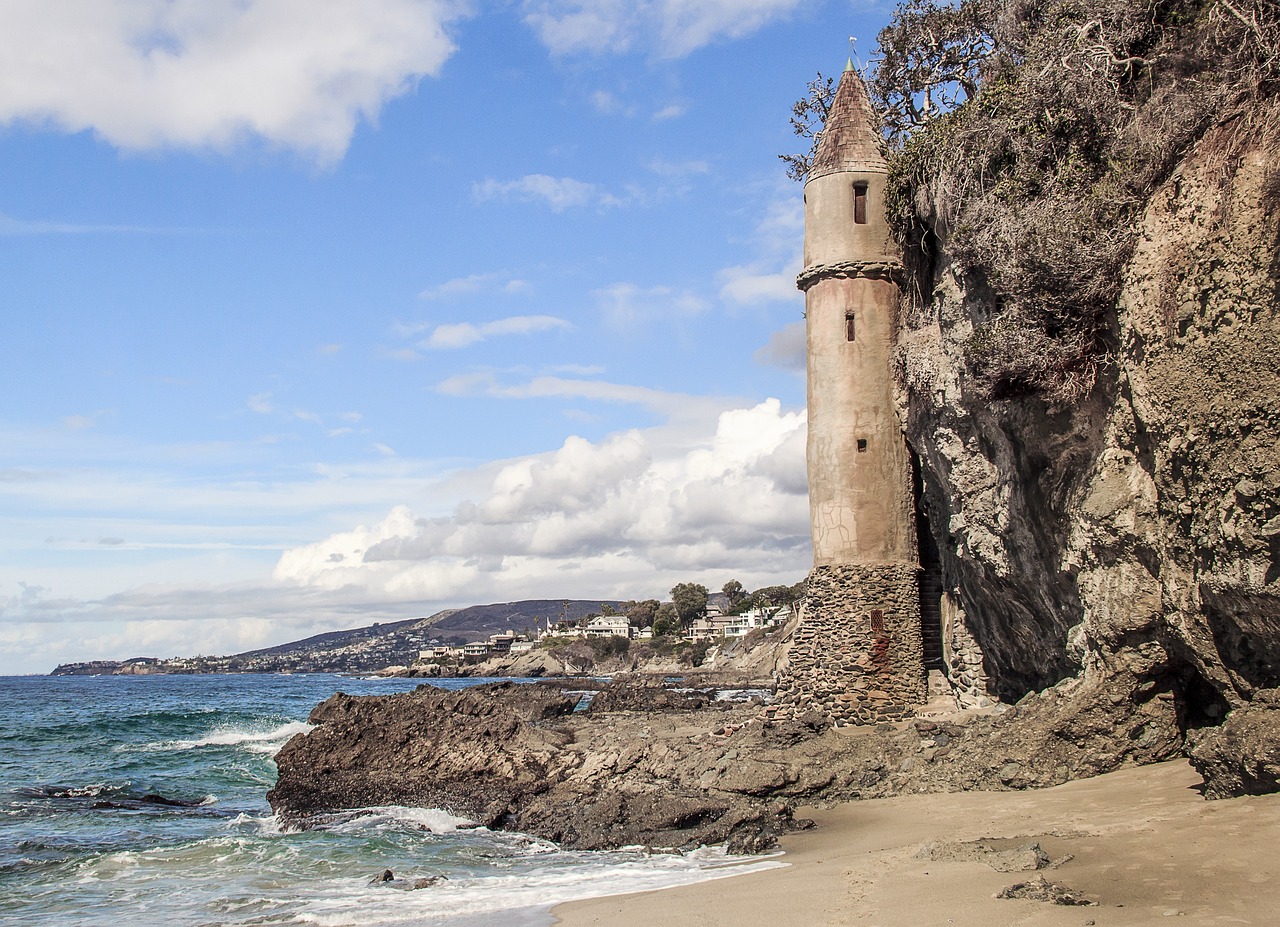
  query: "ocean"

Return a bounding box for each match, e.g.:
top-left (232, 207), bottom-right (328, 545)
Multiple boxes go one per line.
top-left (0, 674), bottom-right (782, 927)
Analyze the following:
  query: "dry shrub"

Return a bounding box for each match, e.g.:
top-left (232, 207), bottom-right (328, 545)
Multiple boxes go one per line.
top-left (878, 0), bottom-right (1280, 403)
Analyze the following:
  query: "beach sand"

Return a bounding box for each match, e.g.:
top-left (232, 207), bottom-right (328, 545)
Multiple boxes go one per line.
top-left (553, 759), bottom-right (1279, 926)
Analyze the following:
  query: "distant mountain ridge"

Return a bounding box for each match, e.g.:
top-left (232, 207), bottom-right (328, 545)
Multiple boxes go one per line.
top-left (49, 599), bottom-right (625, 676)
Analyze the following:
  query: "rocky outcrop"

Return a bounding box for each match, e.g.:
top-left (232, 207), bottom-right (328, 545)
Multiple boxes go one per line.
top-left (269, 672), bottom-right (1194, 852)
top-left (898, 105), bottom-right (1280, 758)
top-left (1187, 688), bottom-right (1280, 798)
top-left (269, 682), bottom-right (804, 852)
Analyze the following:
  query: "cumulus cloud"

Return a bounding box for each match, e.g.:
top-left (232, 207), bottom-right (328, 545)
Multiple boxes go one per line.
top-left (472, 174), bottom-right (624, 211)
top-left (421, 314), bottom-right (572, 350)
top-left (274, 398), bottom-right (810, 598)
top-left (0, 398), bottom-right (810, 672)
top-left (0, 0), bottom-right (463, 159)
top-left (522, 0), bottom-right (806, 57)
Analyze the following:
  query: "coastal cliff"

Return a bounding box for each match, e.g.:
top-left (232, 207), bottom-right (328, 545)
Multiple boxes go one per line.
top-left (269, 0), bottom-right (1280, 843)
top-left (897, 91), bottom-right (1280, 797)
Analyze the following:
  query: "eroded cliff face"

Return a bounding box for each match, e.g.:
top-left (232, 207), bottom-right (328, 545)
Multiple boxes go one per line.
top-left (899, 106), bottom-right (1280, 748)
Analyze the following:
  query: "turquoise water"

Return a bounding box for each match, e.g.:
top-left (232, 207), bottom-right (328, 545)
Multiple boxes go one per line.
top-left (0, 674), bottom-right (779, 926)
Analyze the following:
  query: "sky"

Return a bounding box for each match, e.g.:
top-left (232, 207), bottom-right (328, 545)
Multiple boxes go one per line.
top-left (0, 0), bottom-right (894, 675)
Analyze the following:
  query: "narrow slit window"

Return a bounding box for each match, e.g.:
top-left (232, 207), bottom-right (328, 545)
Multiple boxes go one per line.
top-left (857, 438), bottom-right (868, 453)
top-left (853, 182), bottom-right (868, 225)
top-left (845, 311), bottom-right (856, 342)
top-left (869, 609), bottom-right (885, 632)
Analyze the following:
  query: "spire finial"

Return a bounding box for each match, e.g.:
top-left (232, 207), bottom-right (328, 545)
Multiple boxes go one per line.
top-left (847, 36), bottom-right (861, 72)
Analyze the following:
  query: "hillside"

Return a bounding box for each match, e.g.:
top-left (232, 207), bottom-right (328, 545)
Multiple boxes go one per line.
top-left (48, 598), bottom-right (625, 676)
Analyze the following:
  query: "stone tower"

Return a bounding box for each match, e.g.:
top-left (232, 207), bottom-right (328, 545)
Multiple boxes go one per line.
top-left (782, 62), bottom-right (926, 725)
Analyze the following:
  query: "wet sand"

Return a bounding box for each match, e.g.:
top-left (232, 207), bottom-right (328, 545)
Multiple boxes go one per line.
top-left (553, 759), bottom-right (1279, 926)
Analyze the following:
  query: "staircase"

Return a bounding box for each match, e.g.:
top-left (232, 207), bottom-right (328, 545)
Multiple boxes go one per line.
top-left (919, 568), bottom-right (945, 671)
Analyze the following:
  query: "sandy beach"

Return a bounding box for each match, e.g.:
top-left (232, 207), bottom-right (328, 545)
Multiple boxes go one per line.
top-left (553, 759), bottom-right (1279, 926)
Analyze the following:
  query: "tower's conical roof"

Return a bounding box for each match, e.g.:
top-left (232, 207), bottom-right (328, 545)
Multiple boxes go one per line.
top-left (807, 62), bottom-right (886, 181)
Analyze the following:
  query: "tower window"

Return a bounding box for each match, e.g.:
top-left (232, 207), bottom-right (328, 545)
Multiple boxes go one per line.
top-left (857, 438), bottom-right (868, 453)
top-left (869, 609), bottom-right (885, 632)
top-left (853, 182), bottom-right (868, 225)
top-left (845, 311), bottom-right (856, 342)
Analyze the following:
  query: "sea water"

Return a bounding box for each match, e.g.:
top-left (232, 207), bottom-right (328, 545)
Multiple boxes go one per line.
top-left (0, 674), bottom-right (782, 926)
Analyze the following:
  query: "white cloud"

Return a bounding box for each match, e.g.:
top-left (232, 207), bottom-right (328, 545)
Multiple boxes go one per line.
top-left (421, 314), bottom-right (572, 349)
top-left (595, 282), bottom-right (709, 330)
top-left (0, 398), bottom-right (810, 672)
top-left (0, 211), bottom-right (169, 235)
top-left (647, 158), bottom-right (708, 178)
top-left (717, 263), bottom-right (800, 305)
top-left (651, 103), bottom-right (687, 121)
top-left (247, 392), bottom-right (274, 414)
top-left (0, 0), bottom-right (464, 159)
top-left (716, 182), bottom-right (804, 305)
top-left (590, 89), bottom-right (623, 114)
top-left (418, 272), bottom-right (531, 300)
top-left (435, 372), bottom-right (722, 420)
top-left (274, 398), bottom-right (810, 598)
top-left (522, 0), bottom-right (806, 57)
top-left (472, 174), bottom-right (624, 211)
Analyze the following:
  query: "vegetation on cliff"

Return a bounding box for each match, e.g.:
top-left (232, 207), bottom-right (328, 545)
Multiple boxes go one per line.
top-left (885, 0), bottom-right (1279, 401)
top-left (791, 0), bottom-right (1279, 402)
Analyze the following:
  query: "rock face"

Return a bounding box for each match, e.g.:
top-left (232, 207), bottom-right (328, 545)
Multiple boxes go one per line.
top-left (1187, 688), bottom-right (1280, 798)
top-left (269, 682), bottom-right (804, 852)
top-left (269, 675), bottom-right (1190, 851)
top-left (898, 107), bottom-right (1280, 765)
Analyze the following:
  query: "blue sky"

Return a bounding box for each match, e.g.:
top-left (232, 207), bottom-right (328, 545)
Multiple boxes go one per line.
top-left (0, 0), bottom-right (892, 674)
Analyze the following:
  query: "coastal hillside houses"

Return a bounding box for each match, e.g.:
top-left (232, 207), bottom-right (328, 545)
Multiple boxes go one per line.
top-left (688, 606), bottom-right (792, 641)
top-left (413, 603), bottom-right (794, 667)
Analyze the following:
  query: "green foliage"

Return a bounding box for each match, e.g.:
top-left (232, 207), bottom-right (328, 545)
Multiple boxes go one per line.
top-left (652, 603), bottom-right (680, 637)
top-left (587, 635), bottom-right (630, 658)
top-left (621, 599), bottom-right (660, 629)
top-left (722, 579), bottom-right (748, 613)
top-left (669, 582), bottom-right (709, 627)
top-left (871, 0), bottom-right (997, 142)
top-left (747, 580), bottom-right (807, 609)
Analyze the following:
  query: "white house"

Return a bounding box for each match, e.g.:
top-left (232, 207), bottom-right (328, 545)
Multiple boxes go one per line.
top-left (583, 615), bottom-right (631, 638)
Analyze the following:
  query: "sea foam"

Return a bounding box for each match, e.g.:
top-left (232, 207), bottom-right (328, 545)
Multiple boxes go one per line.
top-left (136, 721), bottom-right (312, 756)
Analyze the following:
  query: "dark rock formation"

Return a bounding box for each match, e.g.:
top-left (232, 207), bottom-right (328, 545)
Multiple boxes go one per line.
top-left (269, 681), bottom-right (804, 852)
top-left (1187, 688), bottom-right (1280, 798)
top-left (270, 672), bottom-right (1193, 852)
top-left (268, 682), bottom-right (578, 822)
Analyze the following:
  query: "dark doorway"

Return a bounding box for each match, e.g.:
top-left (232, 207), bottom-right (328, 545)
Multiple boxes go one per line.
top-left (910, 447), bottom-right (945, 671)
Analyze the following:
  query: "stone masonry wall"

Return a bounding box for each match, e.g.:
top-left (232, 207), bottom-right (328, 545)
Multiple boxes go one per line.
top-left (776, 562), bottom-right (926, 725)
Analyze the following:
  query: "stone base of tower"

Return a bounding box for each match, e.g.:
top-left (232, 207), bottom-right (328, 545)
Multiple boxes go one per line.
top-left (775, 563), bottom-right (926, 726)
